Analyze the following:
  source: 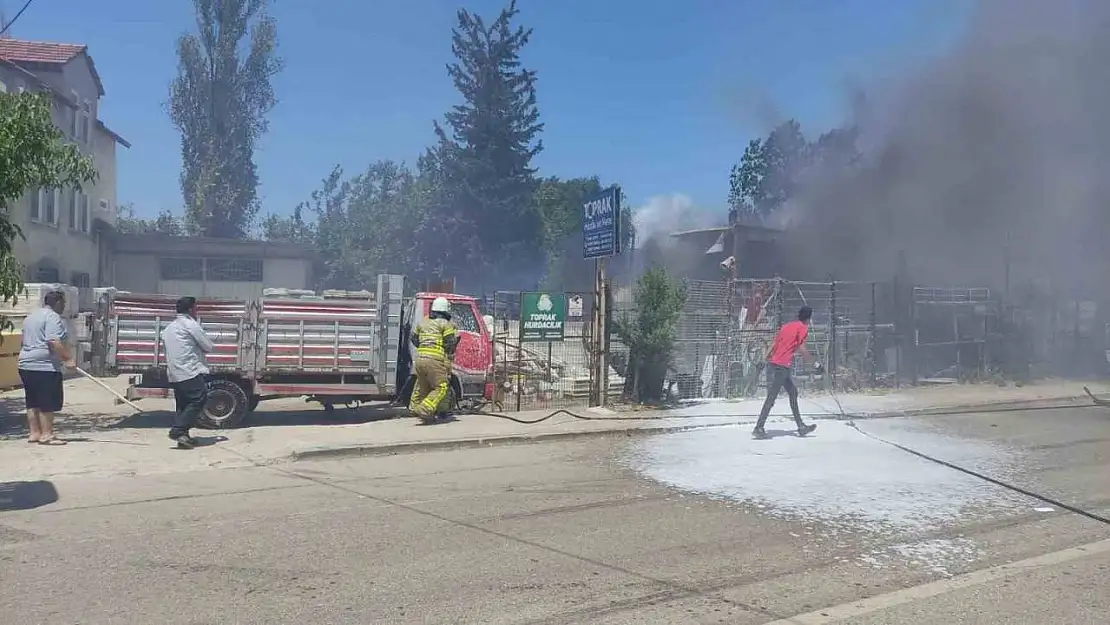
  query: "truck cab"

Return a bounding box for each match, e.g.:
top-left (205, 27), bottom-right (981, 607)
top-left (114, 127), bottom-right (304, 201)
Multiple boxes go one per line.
top-left (397, 292), bottom-right (494, 405)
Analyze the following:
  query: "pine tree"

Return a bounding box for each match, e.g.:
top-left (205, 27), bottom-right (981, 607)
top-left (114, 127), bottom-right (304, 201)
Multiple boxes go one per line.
top-left (433, 0), bottom-right (544, 279)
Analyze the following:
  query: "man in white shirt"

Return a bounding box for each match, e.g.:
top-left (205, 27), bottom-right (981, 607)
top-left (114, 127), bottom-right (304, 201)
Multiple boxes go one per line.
top-left (161, 296), bottom-right (214, 449)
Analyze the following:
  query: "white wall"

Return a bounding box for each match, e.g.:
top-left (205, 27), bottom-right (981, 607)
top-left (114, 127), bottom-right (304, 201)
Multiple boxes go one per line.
top-left (8, 57), bottom-right (117, 286)
top-left (113, 252), bottom-right (312, 298)
top-left (263, 258), bottom-right (310, 290)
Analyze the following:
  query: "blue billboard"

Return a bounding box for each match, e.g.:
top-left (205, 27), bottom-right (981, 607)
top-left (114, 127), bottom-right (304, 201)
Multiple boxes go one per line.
top-left (582, 186), bottom-right (621, 259)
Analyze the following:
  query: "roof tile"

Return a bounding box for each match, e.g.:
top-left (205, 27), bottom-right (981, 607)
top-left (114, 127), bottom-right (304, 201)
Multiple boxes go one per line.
top-left (0, 38), bottom-right (85, 64)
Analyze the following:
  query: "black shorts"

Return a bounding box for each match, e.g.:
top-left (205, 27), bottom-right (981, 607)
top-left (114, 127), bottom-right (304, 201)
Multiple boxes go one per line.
top-left (18, 369), bottom-right (64, 413)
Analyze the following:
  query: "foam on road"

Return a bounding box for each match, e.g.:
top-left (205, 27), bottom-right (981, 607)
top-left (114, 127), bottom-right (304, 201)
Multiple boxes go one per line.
top-left (625, 417), bottom-right (1038, 573)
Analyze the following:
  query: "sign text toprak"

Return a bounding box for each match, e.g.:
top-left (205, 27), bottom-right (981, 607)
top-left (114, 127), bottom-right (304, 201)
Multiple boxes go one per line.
top-left (519, 292), bottom-right (566, 342)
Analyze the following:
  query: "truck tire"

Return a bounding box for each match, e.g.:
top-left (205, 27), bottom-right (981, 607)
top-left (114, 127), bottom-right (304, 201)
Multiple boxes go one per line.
top-left (198, 378), bottom-right (250, 429)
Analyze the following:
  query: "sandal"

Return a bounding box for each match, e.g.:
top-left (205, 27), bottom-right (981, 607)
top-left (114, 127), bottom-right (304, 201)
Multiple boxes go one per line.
top-left (27, 437), bottom-right (40, 443)
top-left (37, 438), bottom-right (67, 446)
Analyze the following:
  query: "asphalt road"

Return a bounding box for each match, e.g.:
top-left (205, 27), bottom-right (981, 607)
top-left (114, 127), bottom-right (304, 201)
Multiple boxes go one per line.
top-left (1, 406), bottom-right (1108, 624)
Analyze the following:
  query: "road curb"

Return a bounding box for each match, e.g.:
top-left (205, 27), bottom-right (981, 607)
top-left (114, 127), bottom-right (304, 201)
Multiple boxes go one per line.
top-left (290, 421), bottom-right (726, 461)
top-left (289, 393), bottom-right (1102, 462)
top-left (860, 394), bottom-right (1095, 418)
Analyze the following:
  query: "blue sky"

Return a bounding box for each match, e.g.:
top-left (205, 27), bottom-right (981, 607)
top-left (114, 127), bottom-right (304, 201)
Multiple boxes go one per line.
top-left (4, 0), bottom-right (968, 221)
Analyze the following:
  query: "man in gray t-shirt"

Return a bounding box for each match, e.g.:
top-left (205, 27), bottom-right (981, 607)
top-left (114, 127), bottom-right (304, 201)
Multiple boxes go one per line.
top-left (18, 290), bottom-right (73, 445)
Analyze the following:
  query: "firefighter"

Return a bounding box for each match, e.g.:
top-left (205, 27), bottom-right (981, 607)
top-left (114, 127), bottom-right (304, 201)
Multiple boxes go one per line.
top-left (409, 296), bottom-right (459, 424)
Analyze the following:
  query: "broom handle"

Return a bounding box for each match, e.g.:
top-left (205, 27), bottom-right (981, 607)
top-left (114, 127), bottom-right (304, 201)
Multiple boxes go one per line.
top-left (73, 366), bottom-right (146, 413)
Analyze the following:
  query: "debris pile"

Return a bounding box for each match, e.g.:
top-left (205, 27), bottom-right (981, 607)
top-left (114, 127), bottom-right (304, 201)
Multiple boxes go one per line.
top-left (489, 322), bottom-right (624, 404)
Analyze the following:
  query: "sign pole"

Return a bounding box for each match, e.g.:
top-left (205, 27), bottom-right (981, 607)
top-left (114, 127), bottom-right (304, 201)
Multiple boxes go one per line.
top-left (598, 257), bottom-right (608, 407)
top-left (582, 185), bottom-right (621, 408)
top-left (591, 258), bottom-right (601, 407)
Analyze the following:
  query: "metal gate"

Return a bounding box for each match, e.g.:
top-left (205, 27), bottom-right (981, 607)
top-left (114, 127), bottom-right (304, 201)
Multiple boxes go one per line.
top-left (489, 290), bottom-right (603, 411)
top-left (911, 287), bottom-right (997, 382)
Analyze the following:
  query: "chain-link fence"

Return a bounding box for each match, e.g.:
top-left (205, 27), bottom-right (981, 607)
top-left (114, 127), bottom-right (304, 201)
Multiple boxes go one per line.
top-left (489, 290), bottom-right (605, 411)
top-left (484, 276), bottom-right (1030, 407)
top-left (670, 278), bottom-right (898, 399)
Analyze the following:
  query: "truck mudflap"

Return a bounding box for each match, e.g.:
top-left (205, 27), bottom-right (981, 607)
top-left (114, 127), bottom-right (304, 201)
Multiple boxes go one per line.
top-left (122, 376), bottom-right (171, 403)
top-left (125, 386), bottom-right (171, 401)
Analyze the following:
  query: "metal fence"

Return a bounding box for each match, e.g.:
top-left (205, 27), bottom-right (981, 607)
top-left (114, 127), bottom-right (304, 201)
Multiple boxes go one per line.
top-left (1003, 285), bottom-right (1108, 380)
top-left (489, 290), bottom-right (607, 411)
top-left (671, 278), bottom-right (899, 399)
top-left (909, 287), bottom-right (997, 383)
top-left (484, 276), bottom-right (1023, 408)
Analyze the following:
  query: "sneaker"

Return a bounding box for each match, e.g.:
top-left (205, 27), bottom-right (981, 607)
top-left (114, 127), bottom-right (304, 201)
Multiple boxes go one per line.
top-left (751, 428), bottom-right (770, 440)
top-left (797, 423), bottom-right (817, 437)
top-left (174, 435), bottom-right (196, 449)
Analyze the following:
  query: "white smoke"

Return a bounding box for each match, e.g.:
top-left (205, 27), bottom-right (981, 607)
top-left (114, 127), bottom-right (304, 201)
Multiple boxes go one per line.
top-left (631, 193), bottom-right (719, 248)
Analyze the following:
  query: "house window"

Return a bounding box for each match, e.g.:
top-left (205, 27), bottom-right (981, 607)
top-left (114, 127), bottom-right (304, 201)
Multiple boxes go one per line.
top-left (32, 189), bottom-right (59, 225)
top-left (35, 266), bottom-right (59, 283)
top-left (67, 190), bottom-right (78, 229)
top-left (29, 189), bottom-right (40, 222)
top-left (80, 99), bottom-right (91, 143)
top-left (70, 272), bottom-right (91, 288)
top-left (79, 193), bottom-right (90, 232)
top-left (159, 257), bottom-right (204, 281)
top-left (206, 258), bottom-right (263, 282)
top-left (45, 189), bottom-right (57, 225)
top-left (69, 91), bottom-right (79, 137)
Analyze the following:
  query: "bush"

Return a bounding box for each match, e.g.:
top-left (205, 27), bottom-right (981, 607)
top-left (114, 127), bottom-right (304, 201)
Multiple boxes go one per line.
top-left (612, 268), bottom-right (686, 403)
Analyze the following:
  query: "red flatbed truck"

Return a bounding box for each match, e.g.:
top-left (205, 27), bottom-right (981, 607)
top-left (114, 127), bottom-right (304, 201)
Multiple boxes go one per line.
top-left (94, 275), bottom-right (494, 428)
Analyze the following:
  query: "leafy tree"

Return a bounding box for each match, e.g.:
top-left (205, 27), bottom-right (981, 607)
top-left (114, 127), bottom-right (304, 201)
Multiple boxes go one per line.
top-left (116, 202), bottom-right (185, 236)
top-left (535, 176), bottom-right (604, 254)
top-left (432, 0), bottom-right (544, 283)
top-left (807, 125), bottom-right (860, 171)
top-left (728, 120), bottom-right (809, 217)
top-left (534, 178), bottom-right (636, 290)
top-left (261, 161), bottom-right (436, 290)
top-left (0, 92), bottom-right (96, 318)
top-left (259, 203), bottom-right (314, 244)
top-left (612, 267), bottom-right (687, 403)
top-left (169, 0), bottom-right (282, 239)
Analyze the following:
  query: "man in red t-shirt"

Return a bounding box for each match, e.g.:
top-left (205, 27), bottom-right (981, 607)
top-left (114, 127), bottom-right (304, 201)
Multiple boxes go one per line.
top-left (753, 306), bottom-right (819, 439)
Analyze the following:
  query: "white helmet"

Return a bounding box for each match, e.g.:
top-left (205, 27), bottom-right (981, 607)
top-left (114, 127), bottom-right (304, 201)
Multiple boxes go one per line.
top-left (430, 296), bottom-right (451, 314)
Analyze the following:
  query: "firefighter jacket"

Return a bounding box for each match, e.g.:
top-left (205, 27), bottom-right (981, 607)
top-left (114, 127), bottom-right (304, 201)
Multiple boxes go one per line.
top-left (411, 316), bottom-right (459, 362)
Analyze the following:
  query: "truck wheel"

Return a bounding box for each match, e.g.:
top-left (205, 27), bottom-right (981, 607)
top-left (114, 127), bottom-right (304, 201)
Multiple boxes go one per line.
top-left (198, 378), bottom-right (249, 429)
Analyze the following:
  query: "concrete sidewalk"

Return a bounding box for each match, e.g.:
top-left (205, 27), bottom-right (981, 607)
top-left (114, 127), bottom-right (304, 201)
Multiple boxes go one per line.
top-left (0, 375), bottom-right (1106, 482)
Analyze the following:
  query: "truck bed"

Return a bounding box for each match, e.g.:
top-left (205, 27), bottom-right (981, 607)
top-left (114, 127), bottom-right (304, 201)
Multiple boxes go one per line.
top-left (258, 297), bottom-right (379, 373)
top-left (102, 275), bottom-right (407, 397)
top-left (109, 294), bottom-right (246, 372)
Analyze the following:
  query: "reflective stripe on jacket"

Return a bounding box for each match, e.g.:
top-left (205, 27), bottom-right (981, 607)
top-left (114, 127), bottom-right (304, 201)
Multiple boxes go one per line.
top-left (414, 317), bottom-right (458, 361)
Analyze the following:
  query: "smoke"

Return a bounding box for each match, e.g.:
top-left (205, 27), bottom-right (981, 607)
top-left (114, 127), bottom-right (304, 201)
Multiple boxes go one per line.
top-left (782, 0), bottom-right (1110, 294)
top-left (631, 193), bottom-right (718, 247)
top-left (626, 193), bottom-right (723, 281)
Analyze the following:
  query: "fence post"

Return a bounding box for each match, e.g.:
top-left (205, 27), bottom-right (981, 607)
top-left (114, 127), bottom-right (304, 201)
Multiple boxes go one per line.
top-left (869, 282), bottom-right (877, 387)
top-left (829, 280), bottom-right (837, 389)
top-left (775, 276), bottom-right (785, 328)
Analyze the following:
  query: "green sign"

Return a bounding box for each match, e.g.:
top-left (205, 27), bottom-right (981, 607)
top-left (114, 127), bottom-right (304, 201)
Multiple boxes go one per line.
top-left (519, 292), bottom-right (566, 342)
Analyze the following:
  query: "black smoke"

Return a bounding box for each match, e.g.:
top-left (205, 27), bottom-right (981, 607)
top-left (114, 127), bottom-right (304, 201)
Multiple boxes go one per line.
top-left (781, 0), bottom-right (1110, 295)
